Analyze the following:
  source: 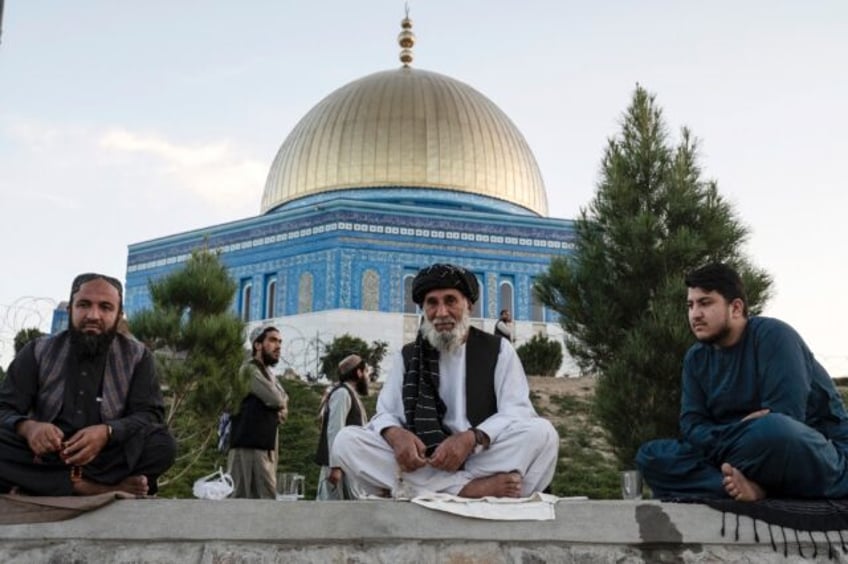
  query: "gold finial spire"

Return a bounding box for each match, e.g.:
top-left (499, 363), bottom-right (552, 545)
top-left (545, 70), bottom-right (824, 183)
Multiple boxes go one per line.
top-left (398, 3), bottom-right (415, 67)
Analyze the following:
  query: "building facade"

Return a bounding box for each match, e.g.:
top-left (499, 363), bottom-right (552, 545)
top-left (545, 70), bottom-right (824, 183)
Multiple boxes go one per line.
top-left (123, 19), bottom-right (578, 377)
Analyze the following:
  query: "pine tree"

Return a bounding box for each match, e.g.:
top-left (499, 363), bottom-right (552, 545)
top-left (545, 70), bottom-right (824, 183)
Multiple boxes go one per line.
top-left (534, 86), bottom-right (772, 466)
top-left (14, 327), bottom-right (45, 354)
top-left (130, 248), bottom-right (245, 491)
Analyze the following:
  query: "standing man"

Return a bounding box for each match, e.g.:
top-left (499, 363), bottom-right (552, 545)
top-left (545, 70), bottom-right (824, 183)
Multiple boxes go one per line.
top-left (0, 273), bottom-right (176, 496)
top-left (332, 263), bottom-right (558, 499)
top-left (637, 263), bottom-right (848, 500)
top-left (494, 309), bottom-right (514, 343)
top-left (315, 354), bottom-right (369, 500)
top-left (228, 325), bottom-right (288, 499)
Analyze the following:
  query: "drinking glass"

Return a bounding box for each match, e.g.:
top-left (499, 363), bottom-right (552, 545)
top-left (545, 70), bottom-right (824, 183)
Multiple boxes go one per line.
top-left (276, 472), bottom-right (305, 501)
top-left (620, 470), bottom-right (643, 500)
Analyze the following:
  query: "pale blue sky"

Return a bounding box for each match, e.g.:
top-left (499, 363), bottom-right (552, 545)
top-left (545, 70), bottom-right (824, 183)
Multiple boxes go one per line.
top-left (1, 1), bottom-right (846, 375)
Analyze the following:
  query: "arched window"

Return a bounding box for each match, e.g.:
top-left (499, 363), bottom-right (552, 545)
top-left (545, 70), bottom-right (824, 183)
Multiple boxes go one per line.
top-left (241, 283), bottom-right (252, 322)
top-left (499, 281), bottom-right (514, 319)
top-left (298, 272), bottom-right (313, 313)
top-left (403, 274), bottom-right (416, 313)
top-left (361, 270), bottom-right (380, 311)
top-left (265, 279), bottom-right (277, 318)
top-left (530, 283), bottom-right (544, 322)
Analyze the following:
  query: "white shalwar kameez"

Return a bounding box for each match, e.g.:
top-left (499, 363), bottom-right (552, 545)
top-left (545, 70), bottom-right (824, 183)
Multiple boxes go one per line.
top-left (316, 382), bottom-right (366, 500)
top-left (331, 338), bottom-right (559, 498)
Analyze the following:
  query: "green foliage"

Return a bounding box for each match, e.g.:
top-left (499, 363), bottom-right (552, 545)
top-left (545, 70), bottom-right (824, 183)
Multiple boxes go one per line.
top-left (516, 334), bottom-right (563, 377)
top-left (159, 377), bottom-right (380, 499)
top-left (545, 392), bottom-right (619, 499)
top-left (14, 327), bottom-right (45, 354)
top-left (319, 334), bottom-right (389, 382)
top-left (130, 248), bottom-right (246, 490)
top-left (534, 86), bottom-right (772, 467)
top-left (276, 379), bottom-right (325, 499)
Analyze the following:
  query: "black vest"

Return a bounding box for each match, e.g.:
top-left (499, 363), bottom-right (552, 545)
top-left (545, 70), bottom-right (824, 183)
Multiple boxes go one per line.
top-left (229, 361), bottom-right (280, 450)
top-left (494, 322), bottom-right (511, 341)
top-left (401, 326), bottom-right (500, 427)
top-left (314, 384), bottom-right (363, 466)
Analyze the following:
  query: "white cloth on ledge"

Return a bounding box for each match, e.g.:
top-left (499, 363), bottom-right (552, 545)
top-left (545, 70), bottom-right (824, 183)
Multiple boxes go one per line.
top-left (410, 492), bottom-right (584, 521)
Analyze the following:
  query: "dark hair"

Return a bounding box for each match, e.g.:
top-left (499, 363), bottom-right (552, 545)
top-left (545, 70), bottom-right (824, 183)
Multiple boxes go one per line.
top-left (339, 359), bottom-right (366, 383)
top-left (685, 263), bottom-right (748, 316)
top-left (69, 273), bottom-right (124, 309)
top-left (500, 309), bottom-right (509, 316)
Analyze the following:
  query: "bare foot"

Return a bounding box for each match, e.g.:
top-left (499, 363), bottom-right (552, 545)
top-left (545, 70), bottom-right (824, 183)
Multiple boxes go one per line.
top-left (72, 475), bottom-right (149, 496)
top-left (458, 472), bottom-right (522, 498)
top-left (721, 463), bottom-right (765, 501)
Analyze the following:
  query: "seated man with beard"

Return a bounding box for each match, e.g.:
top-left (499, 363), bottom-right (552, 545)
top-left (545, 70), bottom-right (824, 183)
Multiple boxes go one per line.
top-left (0, 273), bottom-right (176, 496)
top-left (331, 263), bottom-right (559, 499)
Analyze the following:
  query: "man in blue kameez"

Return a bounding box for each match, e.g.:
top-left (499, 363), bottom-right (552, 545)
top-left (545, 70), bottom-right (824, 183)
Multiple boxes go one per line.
top-left (637, 263), bottom-right (848, 501)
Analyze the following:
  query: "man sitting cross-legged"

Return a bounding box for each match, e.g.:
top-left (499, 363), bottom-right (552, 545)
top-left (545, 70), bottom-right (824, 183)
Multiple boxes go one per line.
top-left (0, 273), bottom-right (176, 496)
top-left (331, 263), bottom-right (559, 499)
top-left (637, 263), bottom-right (848, 501)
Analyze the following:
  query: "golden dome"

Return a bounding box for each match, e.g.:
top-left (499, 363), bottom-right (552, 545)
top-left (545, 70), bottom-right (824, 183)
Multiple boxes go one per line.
top-left (261, 66), bottom-right (548, 217)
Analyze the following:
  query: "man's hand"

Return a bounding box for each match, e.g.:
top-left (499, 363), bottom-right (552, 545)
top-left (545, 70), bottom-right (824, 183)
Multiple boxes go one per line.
top-left (382, 426), bottom-right (428, 472)
top-left (428, 430), bottom-right (475, 472)
top-left (61, 424), bottom-right (110, 466)
top-left (741, 408), bottom-right (771, 422)
top-left (17, 420), bottom-right (64, 456)
top-left (328, 467), bottom-right (343, 486)
top-left (278, 407), bottom-right (288, 423)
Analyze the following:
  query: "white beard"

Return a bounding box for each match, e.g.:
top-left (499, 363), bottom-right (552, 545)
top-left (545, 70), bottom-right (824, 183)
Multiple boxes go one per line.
top-left (421, 309), bottom-right (470, 353)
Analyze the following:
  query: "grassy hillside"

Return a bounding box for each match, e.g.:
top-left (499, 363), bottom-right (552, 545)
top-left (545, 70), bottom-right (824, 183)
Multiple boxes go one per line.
top-left (163, 376), bottom-right (621, 499)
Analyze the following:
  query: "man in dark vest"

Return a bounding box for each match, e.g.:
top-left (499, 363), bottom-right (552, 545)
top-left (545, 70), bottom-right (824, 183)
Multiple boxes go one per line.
top-left (227, 324), bottom-right (288, 499)
top-left (332, 263), bottom-right (558, 498)
top-left (315, 354), bottom-right (368, 500)
top-left (494, 309), bottom-right (514, 343)
top-left (0, 273), bottom-right (176, 496)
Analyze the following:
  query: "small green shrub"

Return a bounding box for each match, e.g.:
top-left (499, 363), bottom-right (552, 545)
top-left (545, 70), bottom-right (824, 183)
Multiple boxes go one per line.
top-left (516, 334), bottom-right (563, 377)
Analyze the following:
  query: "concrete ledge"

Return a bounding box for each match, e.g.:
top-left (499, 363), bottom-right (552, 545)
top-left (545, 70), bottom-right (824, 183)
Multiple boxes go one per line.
top-left (0, 499), bottom-right (840, 563)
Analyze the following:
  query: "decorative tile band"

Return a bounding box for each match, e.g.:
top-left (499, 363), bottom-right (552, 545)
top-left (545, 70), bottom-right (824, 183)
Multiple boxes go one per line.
top-left (128, 220), bottom-right (574, 274)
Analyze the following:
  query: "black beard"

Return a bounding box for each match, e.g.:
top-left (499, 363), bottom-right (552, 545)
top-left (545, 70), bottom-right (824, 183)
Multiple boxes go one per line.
top-left (696, 324), bottom-right (732, 346)
top-left (261, 351), bottom-right (279, 367)
top-left (354, 377), bottom-right (369, 397)
top-left (69, 326), bottom-right (117, 359)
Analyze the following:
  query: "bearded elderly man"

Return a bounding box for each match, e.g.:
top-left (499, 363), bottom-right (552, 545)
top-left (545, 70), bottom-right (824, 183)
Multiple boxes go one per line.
top-left (0, 273), bottom-right (176, 496)
top-left (332, 263), bottom-right (559, 499)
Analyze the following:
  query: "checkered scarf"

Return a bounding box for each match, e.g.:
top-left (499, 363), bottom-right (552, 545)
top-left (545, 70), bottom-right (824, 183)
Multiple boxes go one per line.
top-left (402, 332), bottom-right (451, 456)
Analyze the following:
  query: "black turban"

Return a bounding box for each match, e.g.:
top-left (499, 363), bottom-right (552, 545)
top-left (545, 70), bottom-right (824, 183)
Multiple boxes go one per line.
top-left (411, 263), bottom-right (479, 306)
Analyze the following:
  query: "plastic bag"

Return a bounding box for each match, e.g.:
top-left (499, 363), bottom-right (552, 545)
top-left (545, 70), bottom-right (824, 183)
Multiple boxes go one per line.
top-left (192, 467), bottom-right (234, 500)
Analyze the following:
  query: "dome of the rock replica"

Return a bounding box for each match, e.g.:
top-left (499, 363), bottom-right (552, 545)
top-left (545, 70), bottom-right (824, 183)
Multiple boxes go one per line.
top-left (125, 15), bottom-right (577, 379)
top-left (261, 66), bottom-right (548, 217)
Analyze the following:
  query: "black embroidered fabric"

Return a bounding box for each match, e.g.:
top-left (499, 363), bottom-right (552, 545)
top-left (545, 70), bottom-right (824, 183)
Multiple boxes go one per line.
top-left (698, 498), bottom-right (848, 560)
top-left (401, 333), bottom-right (450, 456)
